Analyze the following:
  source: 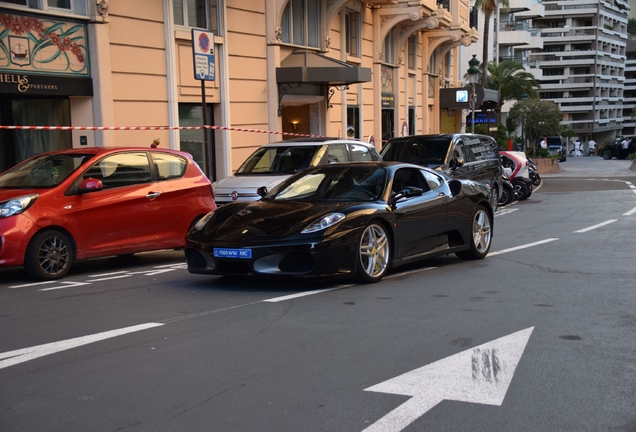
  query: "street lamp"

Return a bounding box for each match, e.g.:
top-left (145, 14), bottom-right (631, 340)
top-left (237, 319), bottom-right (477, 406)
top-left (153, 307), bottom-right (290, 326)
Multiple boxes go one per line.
top-left (521, 93), bottom-right (528, 151)
top-left (467, 55), bottom-right (480, 134)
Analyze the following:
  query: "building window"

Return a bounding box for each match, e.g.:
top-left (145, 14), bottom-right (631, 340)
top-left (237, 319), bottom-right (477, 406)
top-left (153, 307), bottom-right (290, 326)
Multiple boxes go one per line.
top-left (173, 0), bottom-right (222, 34)
top-left (281, 0), bottom-right (321, 49)
top-left (1, 0), bottom-right (87, 15)
top-left (408, 35), bottom-right (416, 70)
top-left (383, 28), bottom-right (396, 66)
top-left (347, 106), bottom-right (360, 139)
top-left (344, 9), bottom-right (359, 58)
top-left (178, 104), bottom-right (215, 179)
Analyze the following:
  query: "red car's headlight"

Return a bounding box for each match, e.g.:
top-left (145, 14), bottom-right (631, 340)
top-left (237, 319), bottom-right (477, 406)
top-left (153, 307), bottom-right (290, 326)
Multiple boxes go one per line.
top-left (0, 194), bottom-right (39, 218)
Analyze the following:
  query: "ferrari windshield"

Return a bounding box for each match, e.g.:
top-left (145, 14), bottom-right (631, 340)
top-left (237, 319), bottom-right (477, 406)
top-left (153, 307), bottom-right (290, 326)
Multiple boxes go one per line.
top-left (271, 165), bottom-right (387, 202)
top-left (381, 137), bottom-right (450, 166)
top-left (0, 154), bottom-right (93, 189)
top-left (235, 145), bottom-right (320, 175)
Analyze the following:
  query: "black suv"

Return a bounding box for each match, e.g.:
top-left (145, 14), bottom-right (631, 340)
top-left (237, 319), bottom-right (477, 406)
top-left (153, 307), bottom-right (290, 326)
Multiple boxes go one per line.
top-left (599, 137), bottom-right (636, 160)
top-left (380, 133), bottom-right (503, 209)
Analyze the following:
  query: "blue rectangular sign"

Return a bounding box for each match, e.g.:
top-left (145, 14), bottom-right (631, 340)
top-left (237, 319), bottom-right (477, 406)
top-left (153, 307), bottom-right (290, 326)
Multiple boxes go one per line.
top-left (213, 248), bottom-right (252, 259)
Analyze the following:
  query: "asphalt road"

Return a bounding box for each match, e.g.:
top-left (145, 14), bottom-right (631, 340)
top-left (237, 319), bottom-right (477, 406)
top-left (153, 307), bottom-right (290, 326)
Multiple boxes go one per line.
top-left (1, 155), bottom-right (635, 432)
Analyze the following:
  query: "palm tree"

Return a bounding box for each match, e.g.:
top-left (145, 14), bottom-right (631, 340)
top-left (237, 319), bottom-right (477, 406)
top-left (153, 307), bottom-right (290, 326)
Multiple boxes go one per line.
top-left (473, 0), bottom-right (510, 87)
top-left (486, 60), bottom-right (540, 121)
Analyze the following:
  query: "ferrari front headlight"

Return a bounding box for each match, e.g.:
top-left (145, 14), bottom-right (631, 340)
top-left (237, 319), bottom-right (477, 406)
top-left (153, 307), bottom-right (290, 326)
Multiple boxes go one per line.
top-left (302, 213), bottom-right (345, 234)
top-left (193, 210), bottom-right (215, 231)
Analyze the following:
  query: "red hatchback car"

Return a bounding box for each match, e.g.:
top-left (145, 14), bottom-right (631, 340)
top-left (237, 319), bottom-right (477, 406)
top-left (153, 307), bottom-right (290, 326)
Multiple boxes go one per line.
top-left (0, 147), bottom-right (216, 280)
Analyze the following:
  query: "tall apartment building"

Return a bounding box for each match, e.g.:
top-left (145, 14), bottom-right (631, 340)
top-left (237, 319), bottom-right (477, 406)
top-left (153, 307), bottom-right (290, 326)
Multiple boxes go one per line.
top-left (461, 0), bottom-right (631, 146)
top-left (623, 39), bottom-right (635, 137)
top-left (531, 0), bottom-right (630, 145)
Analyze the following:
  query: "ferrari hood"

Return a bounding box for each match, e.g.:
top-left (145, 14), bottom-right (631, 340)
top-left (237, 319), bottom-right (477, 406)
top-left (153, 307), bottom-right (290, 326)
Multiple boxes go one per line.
top-left (196, 200), bottom-right (359, 243)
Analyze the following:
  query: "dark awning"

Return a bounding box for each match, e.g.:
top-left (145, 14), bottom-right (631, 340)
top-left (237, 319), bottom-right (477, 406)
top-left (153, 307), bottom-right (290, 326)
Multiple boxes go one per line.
top-left (276, 51), bottom-right (371, 86)
top-left (439, 87), bottom-right (500, 110)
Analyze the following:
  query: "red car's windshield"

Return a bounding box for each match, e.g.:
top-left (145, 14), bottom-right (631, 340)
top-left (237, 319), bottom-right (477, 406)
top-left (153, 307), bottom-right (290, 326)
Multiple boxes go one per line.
top-left (0, 154), bottom-right (93, 189)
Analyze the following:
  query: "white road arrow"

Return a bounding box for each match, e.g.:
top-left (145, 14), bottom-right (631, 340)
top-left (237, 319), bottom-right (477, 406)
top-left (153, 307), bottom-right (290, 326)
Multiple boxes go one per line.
top-left (363, 327), bottom-right (534, 432)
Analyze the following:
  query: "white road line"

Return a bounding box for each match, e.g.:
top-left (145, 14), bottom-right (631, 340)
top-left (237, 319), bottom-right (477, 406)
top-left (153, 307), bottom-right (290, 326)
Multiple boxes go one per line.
top-left (488, 238), bottom-right (559, 256)
top-left (88, 275), bottom-right (133, 282)
top-left (8, 281), bottom-right (55, 289)
top-left (624, 206), bottom-right (636, 216)
top-left (574, 219), bottom-right (617, 233)
top-left (0, 323), bottom-right (164, 370)
top-left (39, 281), bottom-right (92, 291)
top-left (88, 271), bottom-right (128, 278)
top-left (495, 208), bottom-right (518, 217)
top-left (263, 287), bottom-right (343, 302)
top-left (386, 267), bottom-right (437, 279)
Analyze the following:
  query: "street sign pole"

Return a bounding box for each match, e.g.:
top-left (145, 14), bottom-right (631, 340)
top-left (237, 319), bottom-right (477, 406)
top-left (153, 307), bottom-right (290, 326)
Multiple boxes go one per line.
top-left (191, 29), bottom-right (216, 180)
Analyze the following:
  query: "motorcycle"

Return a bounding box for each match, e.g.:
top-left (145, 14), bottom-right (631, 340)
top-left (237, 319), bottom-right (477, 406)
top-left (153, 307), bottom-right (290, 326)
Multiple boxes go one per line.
top-left (527, 158), bottom-right (541, 186)
top-left (498, 167), bottom-right (516, 207)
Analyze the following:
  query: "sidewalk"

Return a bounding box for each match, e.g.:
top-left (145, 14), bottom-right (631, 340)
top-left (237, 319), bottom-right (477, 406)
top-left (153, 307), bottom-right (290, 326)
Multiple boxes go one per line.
top-left (540, 155), bottom-right (636, 178)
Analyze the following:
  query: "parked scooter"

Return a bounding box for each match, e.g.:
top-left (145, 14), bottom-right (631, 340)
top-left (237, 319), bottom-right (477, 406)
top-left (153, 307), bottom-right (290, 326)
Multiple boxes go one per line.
top-left (500, 151), bottom-right (534, 201)
top-left (498, 168), bottom-right (516, 207)
top-left (528, 158), bottom-right (541, 186)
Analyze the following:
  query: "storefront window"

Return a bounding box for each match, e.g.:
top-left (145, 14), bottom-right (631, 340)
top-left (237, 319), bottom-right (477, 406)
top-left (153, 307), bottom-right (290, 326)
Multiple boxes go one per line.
top-left (178, 104), bottom-right (214, 180)
top-left (347, 106), bottom-right (359, 139)
top-left (0, 98), bottom-right (71, 172)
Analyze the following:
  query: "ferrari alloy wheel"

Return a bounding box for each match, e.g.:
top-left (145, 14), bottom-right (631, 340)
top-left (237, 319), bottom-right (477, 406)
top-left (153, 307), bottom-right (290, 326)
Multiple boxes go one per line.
top-left (456, 206), bottom-right (492, 260)
top-left (25, 229), bottom-right (74, 280)
top-left (357, 222), bottom-right (390, 283)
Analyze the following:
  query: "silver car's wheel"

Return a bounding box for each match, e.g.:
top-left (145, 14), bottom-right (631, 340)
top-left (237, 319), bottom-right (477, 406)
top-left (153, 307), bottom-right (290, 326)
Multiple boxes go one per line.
top-left (456, 207), bottom-right (492, 260)
top-left (356, 223), bottom-right (390, 283)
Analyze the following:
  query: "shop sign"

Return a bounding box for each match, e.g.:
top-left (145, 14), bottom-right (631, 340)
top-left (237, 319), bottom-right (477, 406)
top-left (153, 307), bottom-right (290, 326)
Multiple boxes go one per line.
top-left (381, 92), bottom-right (394, 108)
top-left (466, 112), bottom-right (497, 125)
top-left (0, 11), bottom-right (89, 76)
top-left (0, 72), bottom-right (92, 96)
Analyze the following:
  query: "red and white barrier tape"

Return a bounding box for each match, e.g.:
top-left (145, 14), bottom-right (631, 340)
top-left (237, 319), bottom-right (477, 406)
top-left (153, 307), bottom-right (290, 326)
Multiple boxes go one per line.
top-left (0, 124), bottom-right (324, 138)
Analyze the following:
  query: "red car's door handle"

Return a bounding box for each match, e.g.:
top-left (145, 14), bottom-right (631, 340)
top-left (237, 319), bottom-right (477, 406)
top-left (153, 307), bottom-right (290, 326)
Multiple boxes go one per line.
top-left (146, 192), bottom-right (161, 199)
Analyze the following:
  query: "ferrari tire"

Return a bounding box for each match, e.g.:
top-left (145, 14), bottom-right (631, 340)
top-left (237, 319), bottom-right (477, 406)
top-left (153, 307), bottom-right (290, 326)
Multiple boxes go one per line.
top-left (356, 222), bottom-right (390, 283)
top-left (25, 229), bottom-right (74, 280)
top-left (456, 206), bottom-right (492, 260)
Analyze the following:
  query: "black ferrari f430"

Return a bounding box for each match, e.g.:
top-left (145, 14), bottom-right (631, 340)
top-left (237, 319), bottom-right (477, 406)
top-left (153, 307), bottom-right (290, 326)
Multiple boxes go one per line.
top-left (186, 162), bottom-right (494, 283)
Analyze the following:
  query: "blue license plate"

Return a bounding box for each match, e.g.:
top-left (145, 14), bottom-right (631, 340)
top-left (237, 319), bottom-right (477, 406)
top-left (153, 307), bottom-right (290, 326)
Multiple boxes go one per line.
top-left (213, 248), bottom-right (252, 259)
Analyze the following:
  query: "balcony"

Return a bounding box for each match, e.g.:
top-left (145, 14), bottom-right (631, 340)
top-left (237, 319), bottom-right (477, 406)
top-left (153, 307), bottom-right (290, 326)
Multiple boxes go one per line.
top-left (499, 22), bottom-right (532, 47)
top-left (514, 1), bottom-right (545, 20)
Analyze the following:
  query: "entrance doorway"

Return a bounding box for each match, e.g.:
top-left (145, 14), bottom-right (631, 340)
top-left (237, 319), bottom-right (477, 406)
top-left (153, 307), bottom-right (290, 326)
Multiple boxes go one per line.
top-left (381, 108), bottom-right (394, 144)
top-left (0, 97), bottom-right (72, 171)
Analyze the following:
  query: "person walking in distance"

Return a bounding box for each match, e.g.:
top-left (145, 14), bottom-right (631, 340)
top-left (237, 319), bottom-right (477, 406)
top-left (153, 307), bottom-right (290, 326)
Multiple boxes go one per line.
top-left (621, 137), bottom-right (630, 159)
top-left (574, 139), bottom-right (581, 157)
top-left (587, 139), bottom-right (596, 156)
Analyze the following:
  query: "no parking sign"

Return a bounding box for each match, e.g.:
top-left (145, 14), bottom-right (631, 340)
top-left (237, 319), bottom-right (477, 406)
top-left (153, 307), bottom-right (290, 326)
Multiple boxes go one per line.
top-left (191, 29), bottom-right (215, 81)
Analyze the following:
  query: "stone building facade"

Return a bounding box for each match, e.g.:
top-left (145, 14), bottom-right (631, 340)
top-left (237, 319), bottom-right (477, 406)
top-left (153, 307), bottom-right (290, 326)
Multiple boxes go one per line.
top-left (0, 0), bottom-right (478, 179)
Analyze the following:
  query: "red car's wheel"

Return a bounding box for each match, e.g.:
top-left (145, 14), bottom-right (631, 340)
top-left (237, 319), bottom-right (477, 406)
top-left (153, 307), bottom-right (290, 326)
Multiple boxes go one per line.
top-left (25, 229), bottom-right (74, 280)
